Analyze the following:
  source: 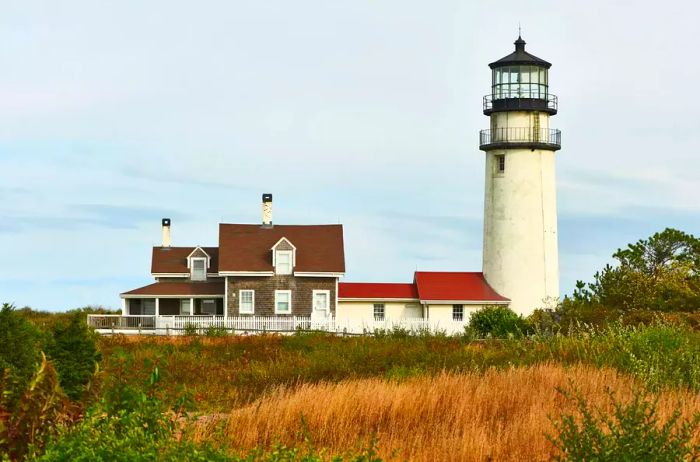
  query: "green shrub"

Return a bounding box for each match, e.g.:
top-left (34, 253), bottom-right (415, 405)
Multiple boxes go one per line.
top-left (548, 386), bottom-right (700, 461)
top-left (31, 365), bottom-right (227, 462)
top-left (32, 364), bottom-right (383, 462)
top-left (44, 313), bottom-right (101, 401)
top-left (205, 325), bottom-right (228, 337)
top-left (0, 353), bottom-right (74, 461)
top-left (0, 304), bottom-right (43, 397)
top-left (183, 323), bottom-right (199, 336)
top-left (469, 306), bottom-right (527, 338)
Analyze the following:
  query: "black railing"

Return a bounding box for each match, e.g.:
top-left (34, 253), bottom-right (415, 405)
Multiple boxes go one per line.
top-left (479, 128), bottom-right (561, 151)
top-left (483, 93), bottom-right (558, 114)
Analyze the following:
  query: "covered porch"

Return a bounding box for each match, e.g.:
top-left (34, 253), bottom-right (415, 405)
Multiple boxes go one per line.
top-left (121, 281), bottom-right (225, 317)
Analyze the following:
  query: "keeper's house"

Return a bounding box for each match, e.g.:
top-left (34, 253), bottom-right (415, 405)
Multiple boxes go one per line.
top-left (112, 195), bottom-right (508, 333)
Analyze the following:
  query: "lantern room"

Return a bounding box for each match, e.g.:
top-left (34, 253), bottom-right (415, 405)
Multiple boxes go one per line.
top-left (483, 36), bottom-right (557, 115)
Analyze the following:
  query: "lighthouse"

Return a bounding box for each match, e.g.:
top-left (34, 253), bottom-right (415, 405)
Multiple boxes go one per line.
top-left (480, 36), bottom-right (561, 316)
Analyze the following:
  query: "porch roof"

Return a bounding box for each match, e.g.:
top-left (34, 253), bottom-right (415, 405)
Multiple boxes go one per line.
top-left (121, 281), bottom-right (225, 297)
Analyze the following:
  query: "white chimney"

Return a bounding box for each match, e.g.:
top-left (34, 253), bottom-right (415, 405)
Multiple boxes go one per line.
top-left (161, 218), bottom-right (171, 247)
top-left (262, 194), bottom-right (273, 227)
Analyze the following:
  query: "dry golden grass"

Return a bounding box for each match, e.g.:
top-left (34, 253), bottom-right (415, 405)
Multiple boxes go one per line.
top-left (192, 364), bottom-right (700, 461)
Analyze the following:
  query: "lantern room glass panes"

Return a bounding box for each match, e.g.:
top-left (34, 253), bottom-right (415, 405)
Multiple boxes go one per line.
top-left (492, 65), bottom-right (548, 99)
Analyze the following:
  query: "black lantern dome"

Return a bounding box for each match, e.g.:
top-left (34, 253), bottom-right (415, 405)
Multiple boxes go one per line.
top-left (483, 36), bottom-right (557, 115)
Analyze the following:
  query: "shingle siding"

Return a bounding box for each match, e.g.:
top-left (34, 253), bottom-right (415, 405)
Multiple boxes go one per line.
top-left (226, 275), bottom-right (336, 316)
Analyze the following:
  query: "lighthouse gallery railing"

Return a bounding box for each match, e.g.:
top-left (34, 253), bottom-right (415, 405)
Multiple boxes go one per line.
top-left (479, 127), bottom-right (561, 150)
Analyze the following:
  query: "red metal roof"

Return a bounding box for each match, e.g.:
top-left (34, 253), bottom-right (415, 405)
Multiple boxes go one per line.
top-left (338, 282), bottom-right (418, 300)
top-left (414, 272), bottom-right (509, 302)
top-left (121, 281), bottom-right (225, 297)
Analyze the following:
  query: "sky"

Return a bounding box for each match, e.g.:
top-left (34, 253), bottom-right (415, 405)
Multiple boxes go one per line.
top-left (1, 0), bottom-right (699, 311)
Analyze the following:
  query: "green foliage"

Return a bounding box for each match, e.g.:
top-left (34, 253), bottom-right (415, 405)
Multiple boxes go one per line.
top-left (31, 365), bottom-right (226, 462)
top-left (468, 306), bottom-right (528, 338)
top-left (44, 313), bottom-right (101, 400)
top-left (31, 362), bottom-right (382, 462)
top-left (570, 228), bottom-right (700, 315)
top-left (183, 323), bottom-right (199, 336)
top-left (549, 386), bottom-right (700, 461)
top-left (0, 354), bottom-right (75, 461)
top-left (16, 306), bottom-right (120, 333)
top-left (0, 304), bottom-right (42, 397)
top-left (206, 325), bottom-right (229, 337)
top-left (234, 436), bottom-right (382, 461)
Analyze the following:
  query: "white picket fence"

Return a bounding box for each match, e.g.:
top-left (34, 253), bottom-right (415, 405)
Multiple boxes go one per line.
top-left (87, 315), bottom-right (468, 335)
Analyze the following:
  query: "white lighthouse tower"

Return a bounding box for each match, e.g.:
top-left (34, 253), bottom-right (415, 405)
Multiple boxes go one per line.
top-left (480, 36), bottom-right (561, 316)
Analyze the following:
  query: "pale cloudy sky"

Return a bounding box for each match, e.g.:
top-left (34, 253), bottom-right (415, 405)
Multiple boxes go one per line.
top-left (1, 0), bottom-right (698, 311)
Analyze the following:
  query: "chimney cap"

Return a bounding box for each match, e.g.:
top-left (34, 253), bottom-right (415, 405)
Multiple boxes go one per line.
top-left (262, 193), bottom-right (273, 203)
top-left (162, 218), bottom-right (171, 226)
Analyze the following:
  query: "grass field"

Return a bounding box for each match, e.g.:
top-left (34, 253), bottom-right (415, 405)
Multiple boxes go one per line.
top-left (190, 364), bottom-right (700, 461)
top-left (5, 313), bottom-right (700, 460)
top-left (97, 323), bottom-right (700, 411)
top-left (88, 324), bottom-right (700, 460)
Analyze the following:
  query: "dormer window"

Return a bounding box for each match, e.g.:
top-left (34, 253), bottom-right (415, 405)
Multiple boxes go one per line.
top-left (191, 258), bottom-right (207, 281)
top-left (275, 250), bottom-right (292, 275)
top-left (187, 246), bottom-right (211, 281)
top-left (271, 237), bottom-right (296, 275)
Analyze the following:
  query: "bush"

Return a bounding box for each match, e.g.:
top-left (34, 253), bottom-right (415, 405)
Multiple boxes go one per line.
top-left (32, 365), bottom-right (228, 462)
top-left (469, 306), bottom-right (527, 338)
top-left (183, 323), bottom-right (199, 336)
top-left (205, 325), bottom-right (228, 337)
top-left (549, 386), bottom-right (700, 461)
top-left (44, 313), bottom-right (101, 401)
top-left (0, 354), bottom-right (76, 460)
top-left (0, 304), bottom-right (43, 396)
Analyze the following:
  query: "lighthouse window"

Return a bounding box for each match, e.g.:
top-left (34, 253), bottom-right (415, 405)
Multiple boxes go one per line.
top-left (492, 66), bottom-right (548, 100)
top-left (496, 155), bottom-right (505, 173)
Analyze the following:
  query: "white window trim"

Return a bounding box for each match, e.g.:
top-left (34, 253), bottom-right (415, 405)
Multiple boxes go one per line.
top-left (239, 289), bottom-right (255, 314)
top-left (452, 304), bottom-right (464, 321)
top-left (180, 299), bottom-right (191, 316)
top-left (274, 250), bottom-right (293, 275)
top-left (312, 289), bottom-right (331, 312)
top-left (191, 257), bottom-right (208, 281)
top-left (373, 303), bottom-right (385, 321)
top-left (186, 246), bottom-right (212, 269)
top-left (274, 290), bottom-right (292, 314)
top-left (271, 238), bottom-right (297, 263)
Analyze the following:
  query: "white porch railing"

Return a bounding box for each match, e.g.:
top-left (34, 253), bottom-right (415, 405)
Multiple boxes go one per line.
top-left (87, 315), bottom-right (156, 330)
top-left (87, 315), bottom-right (468, 335)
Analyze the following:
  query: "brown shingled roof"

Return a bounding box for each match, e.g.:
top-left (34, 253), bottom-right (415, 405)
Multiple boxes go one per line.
top-left (218, 224), bottom-right (345, 273)
top-left (121, 281), bottom-right (224, 296)
top-left (151, 247), bottom-right (219, 274)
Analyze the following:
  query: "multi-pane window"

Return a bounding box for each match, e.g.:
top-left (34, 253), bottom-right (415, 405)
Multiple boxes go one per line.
top-left (275, 250), bottom-right (292, 275)
top-left (275, 290), bottom-right (292, 314)
top-left (453, 304), bottom-right (464, 321)
top-left (191, 258), bottom-right (207, 281)
top-left (373, 303), bottom-right (385, 321)
top-left (492, 65), bottom-right (548, 99)
top-left (496, 154), bottom-right (505, 174)
top-left (239, 290), bottom-right (255, 314)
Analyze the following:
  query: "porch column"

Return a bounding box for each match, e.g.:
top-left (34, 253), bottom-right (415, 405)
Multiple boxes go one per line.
top-left (224, 277), bottom-right (228, 320)
top-left (155, 298), bottom-right (160, 317)
top-left (121, 298), bottom-right (127, 315)
top-left (190, 298), bottom-right (194, 316)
